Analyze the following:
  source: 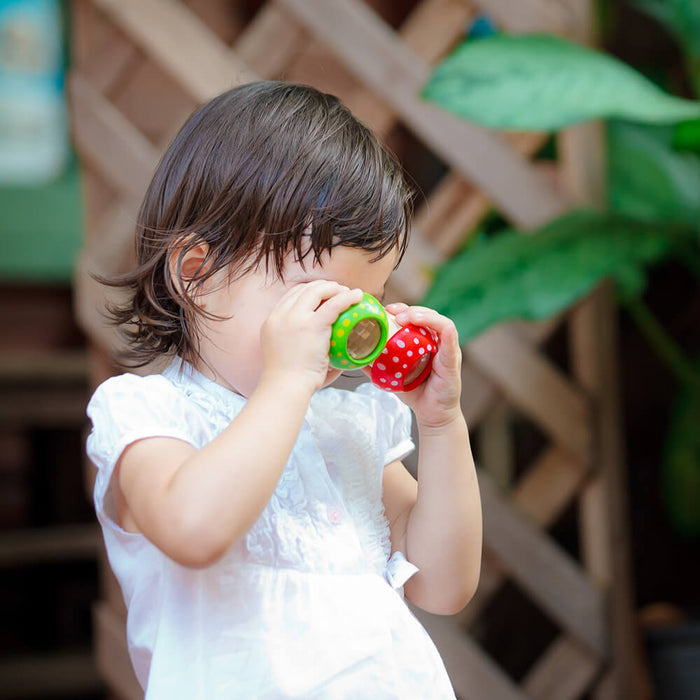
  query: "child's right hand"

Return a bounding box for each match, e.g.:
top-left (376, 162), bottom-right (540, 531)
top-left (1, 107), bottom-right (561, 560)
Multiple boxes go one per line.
top-left (260, 281), bottom-right (363, 394)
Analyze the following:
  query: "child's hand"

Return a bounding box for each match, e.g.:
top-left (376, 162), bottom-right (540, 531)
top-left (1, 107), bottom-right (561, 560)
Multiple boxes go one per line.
top-left (383, 303), bottom-right (463, 429)
top-left (260, 281), bottom-right (363, 394)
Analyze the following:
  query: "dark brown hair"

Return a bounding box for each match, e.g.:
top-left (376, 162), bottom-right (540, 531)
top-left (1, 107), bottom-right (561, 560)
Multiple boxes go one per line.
top-left (106, 81), bottom-right (413, 367)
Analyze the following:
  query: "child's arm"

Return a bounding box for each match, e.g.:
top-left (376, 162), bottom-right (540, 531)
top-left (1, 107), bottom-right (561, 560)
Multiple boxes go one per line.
top-left (381, 304), bottom-right (482, 615)
top-left (115, 281), bottom-right (363, 568)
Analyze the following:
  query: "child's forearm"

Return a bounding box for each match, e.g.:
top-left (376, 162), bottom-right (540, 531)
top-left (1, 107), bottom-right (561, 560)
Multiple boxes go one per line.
top-left (404, 414), bottom-right (482, 615)
top-left (123, 373), bottom-right (314, 567)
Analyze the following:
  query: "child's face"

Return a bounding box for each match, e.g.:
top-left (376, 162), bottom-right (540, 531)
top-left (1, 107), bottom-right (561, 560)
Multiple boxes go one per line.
top-left (196, 245), bottom-right (399, 397)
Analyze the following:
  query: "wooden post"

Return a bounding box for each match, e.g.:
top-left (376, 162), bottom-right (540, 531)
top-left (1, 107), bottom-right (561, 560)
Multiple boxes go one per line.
top-left (559, 50), bottom-right (652, 700)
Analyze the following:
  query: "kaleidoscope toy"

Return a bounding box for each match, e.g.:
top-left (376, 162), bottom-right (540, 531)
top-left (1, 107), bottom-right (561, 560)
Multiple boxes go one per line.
top-left (329, 293), bottom-right (438, 392)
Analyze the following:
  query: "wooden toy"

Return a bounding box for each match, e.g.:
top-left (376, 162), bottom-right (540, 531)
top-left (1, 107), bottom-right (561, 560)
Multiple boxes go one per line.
top-left (329, 293), bottom-right (389, 369)
top-left (330, 293), bottom-right (437, 392)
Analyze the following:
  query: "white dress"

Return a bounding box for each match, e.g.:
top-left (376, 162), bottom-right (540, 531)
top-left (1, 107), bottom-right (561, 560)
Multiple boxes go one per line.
top-left (86, 358), bottom-right (456, 699)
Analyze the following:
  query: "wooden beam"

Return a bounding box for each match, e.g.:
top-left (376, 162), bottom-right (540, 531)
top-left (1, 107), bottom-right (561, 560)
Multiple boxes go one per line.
top-left (93, 0), bottom-right (256, 104)
top-left (0, 524), bottom-right (100, 566)
top-left (69, 74), bottom-right (159, 202)
top-left (71, 0), bottom-right (95, 69)
top-left (85, 199), bottom-right (141, 276)
top-left (73, 0), bottom-right (141, 97)
top-left (466, 325), bottom-right (593, 464)
top-left (399, 0), bottom-right (476, 65)
top-left (459, 316), bottom-right (564, 429)
top-left (279, 0), bottom-right (570, 229)
top-left (385, 229), bottom-right (442, 303)
top-left (511, 445), bottom-right (588, 525)
top-left (416, 133), bottom-right (549, 257)
top-left (0, 351), bottom-right (88, 382)
top-left (342, 0), bottom-right (476, 135)
top-left (570, 284), bottom-right (649, 699)
top-left (0, 650), bottom-right (102, 699)
top-left (480, 470), bottom-right (608, 657)
top-left (74, 251), bottom-right (131, 358)
top-left (390, 156), bottom-right (554, 304)
top-left (468, 0), bottom-right (574, 35)
top-left (522, 635), bottom-right (601, 699)
top-left (234, 0), bottom-right (307, 80)
top-left (94, 602), bottom-right (142, 700)
top-left (79, 166), bottom-right (118, 248)
top-left (479, 403), bottom-right (516, 489)
top-left (559, 0), bottom-right (650, 676)
top-left (0, 386), bottom-right (89, 427)
top-left (411, 607), bottom-right (530, 700)
top-left (457, 445), bottom-right (591, 632)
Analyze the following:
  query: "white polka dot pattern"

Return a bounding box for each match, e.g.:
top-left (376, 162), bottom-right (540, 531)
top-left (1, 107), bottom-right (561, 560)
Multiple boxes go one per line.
top-left (370, 323), bottom-right (437, 393)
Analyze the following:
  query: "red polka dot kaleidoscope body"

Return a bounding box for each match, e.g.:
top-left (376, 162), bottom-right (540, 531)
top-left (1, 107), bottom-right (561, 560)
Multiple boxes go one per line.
top-left (370, 324), bottom-right (437, 392)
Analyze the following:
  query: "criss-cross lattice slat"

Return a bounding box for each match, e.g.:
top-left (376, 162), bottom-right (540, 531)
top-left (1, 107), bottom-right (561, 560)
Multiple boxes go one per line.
top-left (469, 0), bottom-right (575, 34)
top-left (480, 472), bottom-right (607, 656)
top-left (467, 326), bottom-right (594, 463)
top-left (278, 0), bottom-right (570, 229)
top-left (522, 636), bottom-right (601, 700)
top-left (92, 0), bottom-right (256, 102)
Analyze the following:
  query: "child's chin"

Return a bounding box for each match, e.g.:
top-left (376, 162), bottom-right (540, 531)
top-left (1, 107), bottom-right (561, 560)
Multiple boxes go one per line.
top-left (322, 367), bottom-right (372, 389)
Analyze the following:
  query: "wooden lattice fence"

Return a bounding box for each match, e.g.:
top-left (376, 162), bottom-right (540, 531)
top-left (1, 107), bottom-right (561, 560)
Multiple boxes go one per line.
top-left (70, 1), bottom-right (649, 698)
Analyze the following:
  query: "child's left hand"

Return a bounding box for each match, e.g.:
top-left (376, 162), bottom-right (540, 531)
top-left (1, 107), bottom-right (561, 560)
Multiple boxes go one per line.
top-left (380, 303), bottom-right (463, 430)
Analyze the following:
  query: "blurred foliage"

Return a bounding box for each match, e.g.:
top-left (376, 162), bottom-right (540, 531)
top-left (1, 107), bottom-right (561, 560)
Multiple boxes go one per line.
top-left (673, 117), bottom-right (700, 153)
top-left (422, 210), bottom-right (689, 341)
top-left (663, 354), bottom-right (700, 535)
top-left (421, 8), bottom-right (700, 535)
top-left (608, 121), bottom-right (700, 225)
top-left (421, 34), bottom-right (700, 130)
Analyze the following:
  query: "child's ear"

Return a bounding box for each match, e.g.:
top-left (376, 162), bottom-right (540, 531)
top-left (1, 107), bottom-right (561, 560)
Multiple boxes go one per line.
top-left (168, 238), bottom-right (211, 299)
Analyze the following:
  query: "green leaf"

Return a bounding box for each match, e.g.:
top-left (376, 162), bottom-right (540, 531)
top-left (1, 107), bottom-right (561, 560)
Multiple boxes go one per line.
top-left (673, 118), bottom-right (700, 152)
top-left (608, 121), bottom-right (700, 225)
top-left (422, 210), bottom-right (685, 342)
top-left (663, 358), bottom-right (700, 536)
top-left (421, 34), bottom-right (700, 131)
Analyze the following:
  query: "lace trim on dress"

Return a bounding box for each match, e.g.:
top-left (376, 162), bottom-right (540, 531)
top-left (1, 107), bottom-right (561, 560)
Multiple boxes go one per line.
top-left (308, 389), bottom-right (393, 578)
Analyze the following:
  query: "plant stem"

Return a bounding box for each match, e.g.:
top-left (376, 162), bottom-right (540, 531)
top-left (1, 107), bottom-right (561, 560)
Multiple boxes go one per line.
top-left (623, 294), bottom-right (700, 391)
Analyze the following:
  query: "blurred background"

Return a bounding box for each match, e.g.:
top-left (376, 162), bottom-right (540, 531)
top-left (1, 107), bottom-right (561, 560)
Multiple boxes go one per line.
top-left (0, 0), bottom-right (698, 699)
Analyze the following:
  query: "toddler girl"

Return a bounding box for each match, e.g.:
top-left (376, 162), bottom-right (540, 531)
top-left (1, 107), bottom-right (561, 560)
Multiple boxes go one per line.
top-left (86, 81), bottom-right (482, 699)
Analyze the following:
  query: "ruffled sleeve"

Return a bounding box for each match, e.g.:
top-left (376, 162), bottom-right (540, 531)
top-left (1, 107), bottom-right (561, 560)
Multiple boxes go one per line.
top-left (86, 373), bottom-right (202, 518)
top-left (353, 382), bottom-right (414, 467)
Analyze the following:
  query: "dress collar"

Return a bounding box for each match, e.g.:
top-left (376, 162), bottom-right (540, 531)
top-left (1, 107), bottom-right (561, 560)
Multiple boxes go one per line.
top-left (163, 356), bottom-right (246, 409)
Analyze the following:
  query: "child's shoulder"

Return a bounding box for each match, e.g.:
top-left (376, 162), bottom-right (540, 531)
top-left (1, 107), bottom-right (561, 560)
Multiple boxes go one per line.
top-left (87, 370), bottom-right (181, 415)
top-left (86, 365), bottom-right (209, 470)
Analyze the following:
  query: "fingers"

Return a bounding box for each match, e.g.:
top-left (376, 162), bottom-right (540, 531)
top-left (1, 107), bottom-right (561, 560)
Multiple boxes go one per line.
top-left (393, 306), bottom-right (461, 365)
top-left (275, 280), bottom-right (362, 325)
top-left (393, 306), bottom-right (456, 339)
top-left (314, 288), bottom-right (365, 325)
top-left (384, 302), bottom-right (409, 315)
